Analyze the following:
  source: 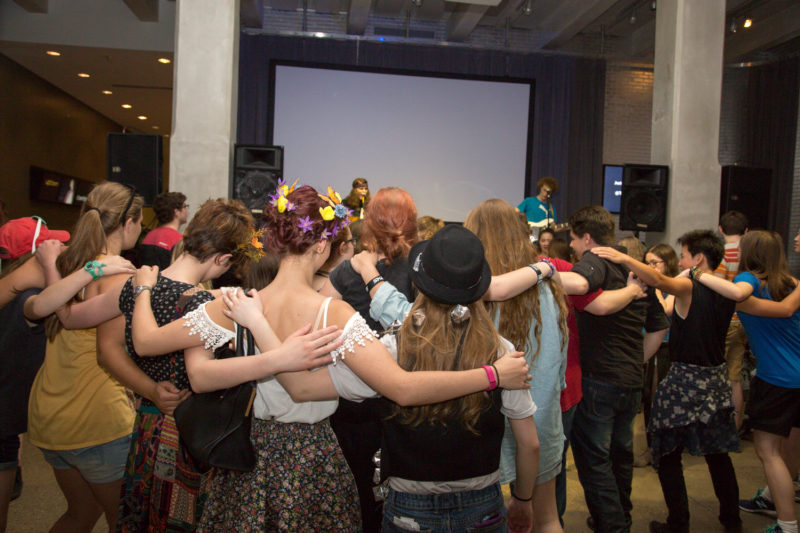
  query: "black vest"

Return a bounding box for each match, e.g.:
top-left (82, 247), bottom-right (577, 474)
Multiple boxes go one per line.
top-left (379, 389), bottom-right (505, 482)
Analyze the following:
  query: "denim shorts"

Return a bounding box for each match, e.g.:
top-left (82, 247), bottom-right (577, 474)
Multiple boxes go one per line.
top-left (40, 433), bottom-right (132, 484)
top-left (0, 434), bottom-right (21, 471)
top-left (382, 483), bottom-right (507, 532)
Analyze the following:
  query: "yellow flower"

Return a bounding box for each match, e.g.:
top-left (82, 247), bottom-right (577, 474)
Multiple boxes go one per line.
top-left (319, 206), bottom-right (335, 221)
top-left (278, 185), bottom-right (289, 196)
top-left (277, 196), bottom-right (288, 213)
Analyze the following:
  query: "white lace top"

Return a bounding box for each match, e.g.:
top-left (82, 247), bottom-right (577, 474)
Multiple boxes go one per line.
top-left (181, 296), bottom-right (379, 424)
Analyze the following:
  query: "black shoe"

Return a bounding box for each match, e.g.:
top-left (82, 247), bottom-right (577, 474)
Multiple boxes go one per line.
top-left (10, 466), bottom-right (22, 501)
top-left (587, 516), bottom-right (594, 531)
top-left (649, 521), bottom-right (689, 533)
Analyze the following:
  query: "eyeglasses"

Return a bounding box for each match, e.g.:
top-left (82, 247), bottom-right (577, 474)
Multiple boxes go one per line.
top-left (120, 185), bottom-right (137, 224)
top-left (182, 204), bottom-right (189, 209)
top-left (647, 260), bottom-right (664, 267)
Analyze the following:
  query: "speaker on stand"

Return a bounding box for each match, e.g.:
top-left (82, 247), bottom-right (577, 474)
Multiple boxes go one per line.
top-left (107, 133), bottom-right (163, 205)
top-left (619, 164), bottom-right (669, 233)
top-left (232, 145), bottom-right (284, 213)
top-left (719, 166), bottom-right (772, 230)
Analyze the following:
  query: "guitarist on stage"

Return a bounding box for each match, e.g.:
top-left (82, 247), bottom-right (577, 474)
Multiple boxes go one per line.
top-left (518, 176), bottom-right (558, 227)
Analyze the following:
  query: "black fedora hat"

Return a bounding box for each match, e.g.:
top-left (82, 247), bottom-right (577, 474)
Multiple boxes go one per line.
top-left (408, 224), bottom-right (491, 305)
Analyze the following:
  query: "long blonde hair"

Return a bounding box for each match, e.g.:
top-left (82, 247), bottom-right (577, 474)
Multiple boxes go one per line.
top-left (395, 294), bottom-right (502, 435)
top-left (47, 182), bottom-right (143, 340)
top-left (464, 199), bottom-right (568, 359)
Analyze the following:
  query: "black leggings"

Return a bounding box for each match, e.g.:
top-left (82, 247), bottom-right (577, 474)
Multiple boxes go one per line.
top-left (0, 434), bottom-right (20, 466)
top-left (657, 447), bottom-right (740, 530)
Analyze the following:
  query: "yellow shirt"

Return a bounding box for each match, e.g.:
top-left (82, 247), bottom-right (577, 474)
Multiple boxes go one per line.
top-left (28, 327), bottom-right (135, 450)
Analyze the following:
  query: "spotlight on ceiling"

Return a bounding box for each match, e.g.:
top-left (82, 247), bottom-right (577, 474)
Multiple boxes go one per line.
top-left (743, 18), bottom-right (752, 28)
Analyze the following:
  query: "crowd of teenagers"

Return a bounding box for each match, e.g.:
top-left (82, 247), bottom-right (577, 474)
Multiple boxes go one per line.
top-left (0, 179), bottom-right (799, 533)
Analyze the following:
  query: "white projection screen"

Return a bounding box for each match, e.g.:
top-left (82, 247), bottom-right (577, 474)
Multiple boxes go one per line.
top-left (271, 64), bottom-right (533, 222)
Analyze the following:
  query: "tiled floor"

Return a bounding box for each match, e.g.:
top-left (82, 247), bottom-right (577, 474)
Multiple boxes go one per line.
top-left (6, 413), bottom-right (788, 532)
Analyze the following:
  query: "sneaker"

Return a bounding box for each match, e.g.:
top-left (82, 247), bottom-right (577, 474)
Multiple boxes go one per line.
top-left (739, 488), bottom-right (777, 517)
top-left (762, 523), bottom-right (783, 533)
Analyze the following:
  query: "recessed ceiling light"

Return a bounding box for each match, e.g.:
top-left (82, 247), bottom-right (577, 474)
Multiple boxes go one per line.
top-left (137, 115), bottom-right (148, 120)
top-left (121, 104), bottom-right (132, 109)
top-left (743, 18), bottom-right (752, 28)
top-left (157, 57), bottom-right (171, 64)
top-left (77, 73), bottom-right (90, 78)
top-left (102, 90), bottom-right (113, 95)
top-left (46, 50), bottom-right (61, 56)
top-left (152, 126), bottom-right (160, 130)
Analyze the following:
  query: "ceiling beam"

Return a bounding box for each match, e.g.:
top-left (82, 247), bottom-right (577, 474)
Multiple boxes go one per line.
top-left (12, 0), bottom-right (47, 13)
top-left (347, 0), bottom-right (371, 34)
top-left (241, 0), bottom-right (264, 28)
top-left (541, 0), bottom-right (618, 50)
top-left (724, 2), bottom-right (800, 62)
top-left (447, 3), bottom-right (489, 41)
top-left (123, 0), bottom-right (159, 22)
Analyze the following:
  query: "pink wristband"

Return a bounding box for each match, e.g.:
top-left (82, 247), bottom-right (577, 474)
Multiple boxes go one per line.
top-left (482, 365), bottom-right (498, 391)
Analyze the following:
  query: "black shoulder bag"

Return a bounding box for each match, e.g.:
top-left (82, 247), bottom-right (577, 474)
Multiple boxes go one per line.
top-left (173, 324), bottom-right (257, 473)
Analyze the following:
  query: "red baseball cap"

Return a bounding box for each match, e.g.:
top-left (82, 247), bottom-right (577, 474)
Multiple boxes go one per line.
top-left (0, 217), bottom-right (70, 260)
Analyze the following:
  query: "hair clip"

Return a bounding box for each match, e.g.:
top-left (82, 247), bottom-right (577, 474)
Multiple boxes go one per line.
top-left (450, 304), bottom-right (470, 324)
top-left (412, 310), bottom-right (426, 328)
top-left (236, 228), bottom-right (267, 261)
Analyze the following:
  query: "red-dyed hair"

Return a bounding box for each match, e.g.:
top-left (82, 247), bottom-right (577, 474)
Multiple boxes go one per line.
top-left (260, 185), bottom-right (340, 256)
top-left (362, 187), bottom-right (418, 263)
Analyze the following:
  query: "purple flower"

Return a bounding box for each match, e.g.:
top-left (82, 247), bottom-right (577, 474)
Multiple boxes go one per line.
top-left (297, 216), bottom-right (314, 233)
top-left (319, 228), bottom-right (331, 241)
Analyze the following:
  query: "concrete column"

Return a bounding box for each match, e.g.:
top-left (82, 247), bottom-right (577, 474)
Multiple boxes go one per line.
top-left (647, 0), bottom-right (726, 247)
top-left (169, 0), bottom-right (239, 215)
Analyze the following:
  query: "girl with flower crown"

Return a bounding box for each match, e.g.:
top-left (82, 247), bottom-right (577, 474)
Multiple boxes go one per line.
top-left (128, 183), bottom-right (531, 531)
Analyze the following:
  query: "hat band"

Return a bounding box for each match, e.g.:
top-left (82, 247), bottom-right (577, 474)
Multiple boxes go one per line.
top-left (413, 254), bottom-right (483, 292)
top-left (31, 216), bottom-right (44, 254)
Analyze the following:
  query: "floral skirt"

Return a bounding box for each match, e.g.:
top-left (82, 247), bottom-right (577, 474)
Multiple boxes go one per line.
top-left (649, 362), bottom-right (739, 467)
top-left (198, 417), bottom-right (361, 532)
top-left (118, 406), bottom-right (211, 532)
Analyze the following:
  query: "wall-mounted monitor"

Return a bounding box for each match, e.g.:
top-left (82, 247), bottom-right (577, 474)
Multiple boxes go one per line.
top-left (29, 166), bottom-right (94, 206)
top-left (602, 164), bottom-right (624, 214)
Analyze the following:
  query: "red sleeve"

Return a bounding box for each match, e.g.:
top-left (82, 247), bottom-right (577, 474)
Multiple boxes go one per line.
top-left (541, 256), bottom-right (603, 312)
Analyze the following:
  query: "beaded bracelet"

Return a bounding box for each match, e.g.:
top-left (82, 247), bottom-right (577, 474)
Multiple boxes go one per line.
top-left (83, 260), bottom-right (105, 281)
top-left (538, 257), bottom-right (556, 280)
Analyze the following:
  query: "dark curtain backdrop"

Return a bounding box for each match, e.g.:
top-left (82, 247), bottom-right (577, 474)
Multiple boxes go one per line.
top-left (238, 33), bottom-right (605, 220)
top-left (741, 58), bottom-right (799, 243)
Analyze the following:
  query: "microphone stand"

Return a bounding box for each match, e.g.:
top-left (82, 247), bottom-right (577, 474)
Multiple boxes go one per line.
top-left (545, 194), bottom-right (552, 229)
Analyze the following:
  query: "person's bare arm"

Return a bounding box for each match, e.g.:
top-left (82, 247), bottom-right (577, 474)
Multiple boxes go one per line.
top-left (735, 280), bottom-right (800, 318)
top-left (484, 261), bottom-right (554, 301)
top-left (643, 329), bottom-right (668, 362)
top-left (0, 255), bottom-right (45, 311)
top-left (506, 416), bottom-right (539, 533)
top-left (583, 272), bottom-right (646, 316)
top-left (24, 253), bottom-right (134, 321)
top-left (323, 301), bottom-right (530, 406)
top-left (591, 247), bottom-right (693, 299)
top-left (556, 271), bottom-right (590, 295)
top-left (97, 309), bottom-right (190, 414)
top-left (693, 270), bottom-right (755, 302)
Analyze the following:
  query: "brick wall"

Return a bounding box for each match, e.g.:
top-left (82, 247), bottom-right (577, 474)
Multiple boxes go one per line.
top-left (602, 63), bottom-right (653, 166)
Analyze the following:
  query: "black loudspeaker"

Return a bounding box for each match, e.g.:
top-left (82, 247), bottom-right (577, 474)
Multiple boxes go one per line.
top-left (107, 133), bottom-right (163, 205)
top-left (619, 164), bottom-right (669, 232)
top-left (719, 166), bottom-right (772, 230)
top-left (232, 145), bottom-right (283, 212)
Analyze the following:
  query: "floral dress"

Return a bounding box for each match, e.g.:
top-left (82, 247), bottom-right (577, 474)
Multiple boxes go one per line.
top-left (188, 297), bottom-right (368, 532)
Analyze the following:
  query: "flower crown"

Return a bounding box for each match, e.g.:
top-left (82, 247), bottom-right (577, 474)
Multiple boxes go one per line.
top-left (235, 228), bottom-right (267, 261)
top-left (268, 178), bottom-right (299, 213)
top-left (315, 186), bottom-right (352, 240)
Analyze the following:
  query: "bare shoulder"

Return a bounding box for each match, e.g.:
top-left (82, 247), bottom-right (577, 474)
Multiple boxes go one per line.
top-left (326, 298), bottom-right (360, 328)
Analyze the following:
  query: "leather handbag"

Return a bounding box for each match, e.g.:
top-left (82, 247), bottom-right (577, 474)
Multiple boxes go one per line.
top-left (173, 324), bottom-right (257, 473)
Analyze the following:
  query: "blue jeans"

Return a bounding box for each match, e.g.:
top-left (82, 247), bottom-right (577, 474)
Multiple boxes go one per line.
top-left (571, 377), bottom-right (641, 533)
top-left (556, 404), bottom-right (577, 526)
top-left (381, 483), bottom-right (507, 532)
